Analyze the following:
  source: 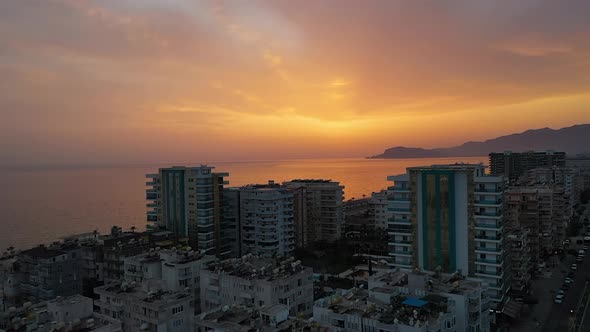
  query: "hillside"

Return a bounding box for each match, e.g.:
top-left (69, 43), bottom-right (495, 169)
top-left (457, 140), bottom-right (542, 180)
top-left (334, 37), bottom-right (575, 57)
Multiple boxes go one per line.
top-left (369, 124), bottom-right (590, 158)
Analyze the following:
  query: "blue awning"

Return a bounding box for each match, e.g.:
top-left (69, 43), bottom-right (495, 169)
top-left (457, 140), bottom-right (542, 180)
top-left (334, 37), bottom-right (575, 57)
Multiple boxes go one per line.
top-left (402, 297), bottom-right (428, 308)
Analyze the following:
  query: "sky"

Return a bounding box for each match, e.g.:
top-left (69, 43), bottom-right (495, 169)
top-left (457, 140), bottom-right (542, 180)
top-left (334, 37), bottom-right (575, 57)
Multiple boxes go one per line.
top-left (1, 0), bottom-right (590, 165)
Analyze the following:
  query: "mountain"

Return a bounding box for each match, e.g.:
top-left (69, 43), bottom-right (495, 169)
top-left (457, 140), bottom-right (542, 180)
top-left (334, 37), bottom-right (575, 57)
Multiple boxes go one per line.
top-left (369, 124), bottom-right (590, 159)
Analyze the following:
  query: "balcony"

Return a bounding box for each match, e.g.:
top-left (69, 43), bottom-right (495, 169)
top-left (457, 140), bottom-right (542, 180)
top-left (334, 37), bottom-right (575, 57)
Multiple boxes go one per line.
top-left (474, 223), bottom-right (502, 230)
top-left (475, 258), bottom-right (501, 266)
top-left (475, 247), bottom-right (502, 253)
top-left (389, 186), bottom-right (410, 193)
top-left (388, 196), bottom-right (410, 202)
top-left (474, 199), bottom-right (502, 206)
top-left (388, 207), bottom-right (411, 214)
top-left (474, 187), bottom-right (502, 194)
top-left (391, 250), bottom-right (412, 257)
top-left (475, 211), bottom-right (502, 219)
top-left (475, 234), bottom-right (502, 243)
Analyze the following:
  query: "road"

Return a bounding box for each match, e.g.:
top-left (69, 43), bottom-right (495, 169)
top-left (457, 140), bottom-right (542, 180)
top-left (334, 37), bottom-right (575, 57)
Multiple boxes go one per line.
top-left (542, 204), bottom-right (590, 332)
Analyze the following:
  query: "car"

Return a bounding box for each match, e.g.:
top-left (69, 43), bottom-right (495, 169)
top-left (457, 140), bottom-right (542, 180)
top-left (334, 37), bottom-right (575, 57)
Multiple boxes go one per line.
top-left (554, 295), bottom-right (564, 304)
top-left (557, 289), bottom-right (565, 296)
top-left (584, 246), bottom-right (589, 251)
top-left (565, 278), bottom-right (573, 285)
top-left (577, 256), bottom-right (584, 263)
top-left (579, 249), bottom-right (586, 255)
top-left (565, 239), bottom-right (572, 244)
top-left (571, 264), bottom-right (578, 271)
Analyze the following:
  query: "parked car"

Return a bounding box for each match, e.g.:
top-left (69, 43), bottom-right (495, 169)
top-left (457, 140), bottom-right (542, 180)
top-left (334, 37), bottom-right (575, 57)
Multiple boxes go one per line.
top-left (571, 264), bottom-right (578, 271)
top-left (554, 294), bottom-right (564, 304)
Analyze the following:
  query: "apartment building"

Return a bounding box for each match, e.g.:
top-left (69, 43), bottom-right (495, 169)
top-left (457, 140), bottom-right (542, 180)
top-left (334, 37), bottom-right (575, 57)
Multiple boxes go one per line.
top-left (195, 304), bottom-right (310, 332)
top-left (238, 183), bottom-right (296, 258)
top-left (283, 179), bottom-right (344, 244)
top-left (489, 151), bottom-right (566, 182)
top-left (17, 245), bottom-right (83, 302)
top-left (0, 295), bottom-right (122, 332)
top-left (146, 166), bottom-right (234, 258)
top-left (387, 164), bottom-right (509, 305)
top-left (200, 255), bottom-right (314, 317)
top-left (314, 269), bottom-right (491, 332)
top-left (506, 231), bottom-right (532, 294)
top-left (124, 248), bottom-right (216, 313)
top-left (94, 281), bottom-right (193, 332)
top-left (369, 189), bottom-right (392, 229)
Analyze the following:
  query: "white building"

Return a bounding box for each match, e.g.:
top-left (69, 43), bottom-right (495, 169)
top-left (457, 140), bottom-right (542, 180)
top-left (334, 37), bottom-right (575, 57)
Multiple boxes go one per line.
top-left (239, 183), bottom-right (296, 257)
top-left (94, 281), bottom-right (194, 332)
top-left (0, 295), bottom-right (122, 332)
top-left (313, 269), bottom-right (490, 332)
top-left (369, 190), bottom-right (392, 229)
top-left (386, 174), bottom-right (412, 269)
top-left (124, 248), bottom-right (216, 313)
top-left (387, 164), bottom-right (508, 306)
top-left (283, 179), bottom-right (345, 244)
top-left (200, 255), bottom-right (314, 317)
top-left (195, 304), bottom-right (310, 332)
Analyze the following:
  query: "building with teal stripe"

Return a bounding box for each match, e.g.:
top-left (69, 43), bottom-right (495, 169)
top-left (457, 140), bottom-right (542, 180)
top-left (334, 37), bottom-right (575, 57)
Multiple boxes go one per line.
top-left (146, 166), bottom-right (235, 259)
top-left (388, 163), bottom-right (508, 307)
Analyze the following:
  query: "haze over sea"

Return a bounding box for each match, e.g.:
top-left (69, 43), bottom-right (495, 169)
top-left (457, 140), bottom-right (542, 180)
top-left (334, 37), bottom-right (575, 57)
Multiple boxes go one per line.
top-left (0, 157), bottom-right (486, 250)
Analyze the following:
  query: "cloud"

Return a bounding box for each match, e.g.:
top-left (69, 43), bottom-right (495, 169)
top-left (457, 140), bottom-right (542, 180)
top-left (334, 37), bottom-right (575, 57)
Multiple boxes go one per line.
top-left (1, 0), bottom-right (590, 164)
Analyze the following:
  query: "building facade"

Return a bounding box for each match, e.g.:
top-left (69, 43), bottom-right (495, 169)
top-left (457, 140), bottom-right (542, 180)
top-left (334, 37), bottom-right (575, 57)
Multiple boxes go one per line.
top-left (314, 269), bottom-right (491, 332)
top-left (283, 179), bottom-right (345, 244)
top-left (369, 190), bottom-right (392, 229)
top-left (388, 164), bottom-right (509, 305)
top-left (0, 295), bottom-right (122, 332)
top-left (146, 166), bottom-right (233, 258)
top-left (124, 248), bottom-right (216, 313)
top-left (18, 245), bottom-right (83, 303)
top-left (200, 256), bottom-right (314, 317)
top-left (94, 281), bottom-right (194, 332)
top-left (489, 151), bottom-right (566, 182)
top-left (239, 183), bottom-right (296, 258)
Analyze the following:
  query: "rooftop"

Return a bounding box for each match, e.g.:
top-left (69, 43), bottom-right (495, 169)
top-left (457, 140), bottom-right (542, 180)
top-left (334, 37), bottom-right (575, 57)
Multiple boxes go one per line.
top-left (206, 255), bottom-right (310, 280)
top-left (21, 246), bottom-right (66, 259)
top-left (197, 305), bottom-right (296, 332)
top-left (96, 281), bottom-right (192, 304)
top-left (315, 287), bottom-right (449, 328)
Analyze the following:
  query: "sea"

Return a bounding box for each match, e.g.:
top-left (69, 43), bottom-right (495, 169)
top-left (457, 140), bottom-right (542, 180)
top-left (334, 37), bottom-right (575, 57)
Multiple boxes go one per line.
top-left (0, 157), bottom-right (487, 250)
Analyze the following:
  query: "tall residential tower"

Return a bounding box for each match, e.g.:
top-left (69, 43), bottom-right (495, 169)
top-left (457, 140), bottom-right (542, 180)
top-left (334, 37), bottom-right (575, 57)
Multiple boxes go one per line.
top-left (388, 164), bottom-right (508, 305)
top-left (146, 166), bottom-right (233, 258)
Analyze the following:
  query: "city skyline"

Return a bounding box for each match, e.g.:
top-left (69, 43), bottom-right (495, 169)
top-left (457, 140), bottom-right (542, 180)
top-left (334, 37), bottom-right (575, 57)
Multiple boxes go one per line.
top-left (2, 0), bottom-right (590, 165)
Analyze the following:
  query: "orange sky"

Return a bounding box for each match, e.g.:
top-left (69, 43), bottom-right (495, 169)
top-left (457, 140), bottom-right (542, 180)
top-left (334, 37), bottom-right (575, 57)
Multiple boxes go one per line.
top-left (1, 0), bottom-right (590, 165)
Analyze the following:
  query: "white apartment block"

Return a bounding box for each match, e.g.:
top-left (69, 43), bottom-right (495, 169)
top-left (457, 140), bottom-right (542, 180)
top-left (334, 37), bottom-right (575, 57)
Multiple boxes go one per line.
top-left (283, 179), bottom-right (344, 244)
top-left (370, 189), bottom-right (392, 229)
top-left (0, 295), bottom-right (122, 332)
top-left (239, 184), bottom-right (296, 257)
top-left (94, 281), bottom-right (194, 332)
top-left (200, 255), bottom-right (314, 317)
top-left (124, 248), bottom-right (216, 313)
top-left (386, 174), bottom-right (412, 269)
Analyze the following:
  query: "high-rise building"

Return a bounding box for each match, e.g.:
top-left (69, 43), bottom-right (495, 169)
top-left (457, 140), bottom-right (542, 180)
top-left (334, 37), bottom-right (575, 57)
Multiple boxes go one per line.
top-left (146, 166), bottom-right (232, 258)
top-left (388, 164), bottom-right (509, 305)
top-left (283, 179), bottom-right (344, 244)
top-left (200, 256), bottom-right (314, 317)
top-left (369, 189), bottom-right (392, 229)
top-left (489, 151), bottom-right (566, 182)
top-left (238, 182), bottom-right (296, 258)
top-left (386, 174), bottom-right (411, 269)
top-left (506, 231), bottom-right (532, 295)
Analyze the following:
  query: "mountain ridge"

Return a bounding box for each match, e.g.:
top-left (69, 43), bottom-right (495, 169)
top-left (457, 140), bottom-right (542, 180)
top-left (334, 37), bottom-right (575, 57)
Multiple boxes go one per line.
top-left (369, 124), bottom-right (590, 159)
